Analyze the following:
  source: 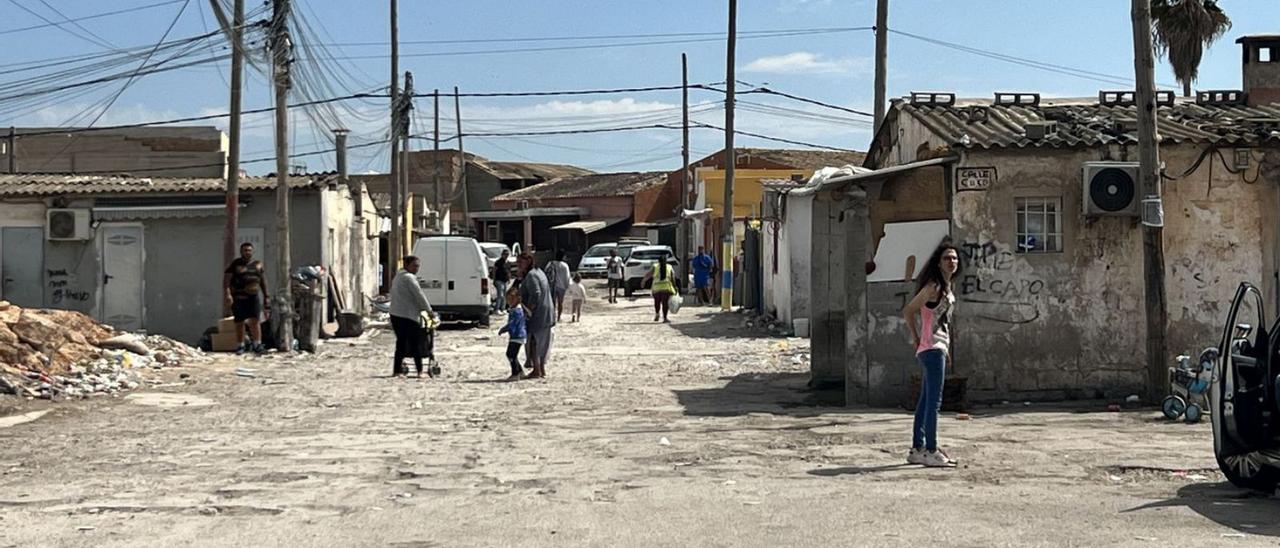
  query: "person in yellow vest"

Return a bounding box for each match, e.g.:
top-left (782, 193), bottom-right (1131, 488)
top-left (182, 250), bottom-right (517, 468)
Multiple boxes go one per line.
top-left (643, 251), bottom-right (680, 323)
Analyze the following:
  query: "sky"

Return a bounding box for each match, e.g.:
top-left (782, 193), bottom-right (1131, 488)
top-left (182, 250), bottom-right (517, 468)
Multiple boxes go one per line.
top-left (2, 0), bottom-right (1275, 176)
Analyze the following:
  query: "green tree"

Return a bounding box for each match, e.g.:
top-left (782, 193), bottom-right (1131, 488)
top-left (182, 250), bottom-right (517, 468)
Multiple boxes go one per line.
top-left (1151, 0), bottom-right (1232, 97)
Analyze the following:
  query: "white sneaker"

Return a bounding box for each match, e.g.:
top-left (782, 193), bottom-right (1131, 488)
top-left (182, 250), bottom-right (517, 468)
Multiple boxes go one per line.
top-left (920, 450), bottom-right (957, 468)
top-left (907, 447), bottom-right (926, 465)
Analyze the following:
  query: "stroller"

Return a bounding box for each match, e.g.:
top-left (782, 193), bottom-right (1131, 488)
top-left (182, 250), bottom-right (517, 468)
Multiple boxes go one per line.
top-left (1162, 347), bottom-right (1217, 423)
top-left (418, 311), bottom-right (441, 378)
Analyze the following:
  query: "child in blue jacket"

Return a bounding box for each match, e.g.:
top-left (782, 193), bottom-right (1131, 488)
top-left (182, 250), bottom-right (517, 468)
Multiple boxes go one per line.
top-left (497, 289), bottom-right (527, 381)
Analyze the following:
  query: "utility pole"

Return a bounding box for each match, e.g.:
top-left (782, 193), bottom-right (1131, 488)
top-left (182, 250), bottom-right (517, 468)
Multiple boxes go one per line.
top-left (721, 0), bottom-right (737, 311)
top-left (270, 0), bottom-right (294, 351)
top-left (1131, 0), bottom-right (1168, 402)
top-left (873, 0), bottom-right (888, 131)
top-left (401, 71), bottom-right (414, 256)
top-left (387, 0), bottom-right (400, 289)
top-left (223, 0), bottom-right (245, 287)
top-left (336, 128), bottom-right (364, 314)
top-left (678, 53), bottom-right (691, 284)
top-left (455, 86), bottom-right (469, 236)
top-left (6, 127), bottom-right (14, 173)
top-left (433, 89), bottom-right (441, 231)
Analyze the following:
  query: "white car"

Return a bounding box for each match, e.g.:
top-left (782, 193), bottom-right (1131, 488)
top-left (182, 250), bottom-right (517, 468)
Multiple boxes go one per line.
top-left (478, 242), bottom-right (510, 271)
top-left (623, 245), bottom-right (678, 296)
top-left (576, 243), bottom-right (617, 278)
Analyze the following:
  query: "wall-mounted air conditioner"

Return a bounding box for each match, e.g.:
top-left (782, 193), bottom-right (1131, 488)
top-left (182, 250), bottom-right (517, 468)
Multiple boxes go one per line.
top-left (1082, 162), bottom-right (1140, 217)
top-left (46, 209), bottom-right (92, 241)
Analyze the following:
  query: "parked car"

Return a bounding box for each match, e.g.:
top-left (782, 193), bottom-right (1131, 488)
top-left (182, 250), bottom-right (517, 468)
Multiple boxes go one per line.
top-left (410, 236), bottom-right (490, 327)
top-left (478, 242), bottom-right (509, 271)
top-left (1210, 282), bottom-right (1280, 491)
top-left (576, 243), bottom-right (617, 278)
top-left (623, 245), bottom-right (677, 297)
top-left (615, 238), bottom-right (650, 262)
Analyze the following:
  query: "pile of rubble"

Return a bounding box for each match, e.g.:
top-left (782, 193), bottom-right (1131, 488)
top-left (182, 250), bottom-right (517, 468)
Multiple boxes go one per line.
top-left (0, 301), bottom-right (205, 401)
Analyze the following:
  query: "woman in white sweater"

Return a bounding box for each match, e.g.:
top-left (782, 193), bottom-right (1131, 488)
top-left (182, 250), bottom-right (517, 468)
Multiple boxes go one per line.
top-left (390, 255), bottom-right (434, 377)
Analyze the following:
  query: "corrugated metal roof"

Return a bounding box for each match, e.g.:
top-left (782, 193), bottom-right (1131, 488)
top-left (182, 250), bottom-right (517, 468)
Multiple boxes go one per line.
top-left (897, 97), bottom-right (1280, 150)
top-left (550, 217), bottom-right (628, 234)
top-left (0, 174), bottom-right (330, 197)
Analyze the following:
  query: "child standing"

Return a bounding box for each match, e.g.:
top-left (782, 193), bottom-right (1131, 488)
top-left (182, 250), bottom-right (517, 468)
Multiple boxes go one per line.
top-left (497, 290), bottom-right (527, 381)
top-left (567, 273), bottom-right (587, 322)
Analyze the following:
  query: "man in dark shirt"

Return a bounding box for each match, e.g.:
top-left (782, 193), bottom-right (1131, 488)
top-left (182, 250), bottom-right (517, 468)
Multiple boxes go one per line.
top-left (491, 249), bottom-right (511, 314)
top-left (223, 242), bottom-right (269, 354)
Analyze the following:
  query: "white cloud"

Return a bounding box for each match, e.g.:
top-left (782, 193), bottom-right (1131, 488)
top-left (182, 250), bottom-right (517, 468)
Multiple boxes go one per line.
top-left (744, 52), bottom-right (870, 76)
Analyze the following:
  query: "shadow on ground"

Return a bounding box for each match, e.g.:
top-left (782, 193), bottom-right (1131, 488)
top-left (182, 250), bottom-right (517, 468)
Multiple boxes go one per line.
top-left (1124, 482), bottom-right (1280, 537)
top-left (668, 309), bottom-right (785, 340)
top-left (673, 372), bottom-right (846, 417)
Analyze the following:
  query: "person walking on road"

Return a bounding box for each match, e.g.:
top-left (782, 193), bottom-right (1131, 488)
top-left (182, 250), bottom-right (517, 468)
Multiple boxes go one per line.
top-left (390, 255), bottom-right (435, 378)
top-left (605, 249), bottom-right (625, 304)
top-left (491, 249), bottom-right (511, 314)
top-left (902, 239), bottom-right (961, 468)
top-left (691, 246), bottom-right (714, 306)
top-left (518, 253), bottom-right (556, 379)
top-left (224, 242), bottom-right (269, 354)
top-left (546, 250), bottom-right (572, 322)
top-left (497, 289), bottom-right (527, 382)
top-left (643, 250), bottom-right (679, 323)
top-left (567, 273), bottom-right (587, 322)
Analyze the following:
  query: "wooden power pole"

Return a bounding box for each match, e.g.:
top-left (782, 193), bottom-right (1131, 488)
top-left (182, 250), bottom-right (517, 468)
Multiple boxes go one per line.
top-left (455, 86), bottom-right (469, 235)
top-left (433, 89), bottom-right (441, 229)
top-left (721, 0), bottom-right (737, 311)
top-left (1131, 0), bottom-right (1168, 401)
top-left (873, 0), bottom-right (888, 131)
top-left (223, 0), bottom-right (245, 283)
top-left (387, 0), bottom-right (401, 288)
top-left (678, 53), bottom-right (691, 279)
top-left (401, 71), bottom-right (414, 256)
top-left (270, 0), bottom-right (294, 351)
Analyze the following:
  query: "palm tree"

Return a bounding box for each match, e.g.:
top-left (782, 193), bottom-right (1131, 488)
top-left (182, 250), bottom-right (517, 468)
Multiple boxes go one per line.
top-left (1151, 0), bottom-right (1232, 97)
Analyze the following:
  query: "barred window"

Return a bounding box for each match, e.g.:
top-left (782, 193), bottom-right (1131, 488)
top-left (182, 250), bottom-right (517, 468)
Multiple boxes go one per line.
top-left (1015, 197), bottom-right (1063, 253)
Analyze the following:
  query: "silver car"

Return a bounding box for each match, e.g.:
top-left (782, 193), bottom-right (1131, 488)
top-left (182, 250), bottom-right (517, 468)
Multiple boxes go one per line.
top-left (576, 243), bottom-right (617, 278)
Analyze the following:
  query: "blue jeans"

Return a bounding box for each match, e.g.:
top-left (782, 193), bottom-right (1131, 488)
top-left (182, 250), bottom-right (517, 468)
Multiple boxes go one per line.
top-left (492, 280), bottom-right (508, 312)
top-left (913, 349), bottom-right (946, 452)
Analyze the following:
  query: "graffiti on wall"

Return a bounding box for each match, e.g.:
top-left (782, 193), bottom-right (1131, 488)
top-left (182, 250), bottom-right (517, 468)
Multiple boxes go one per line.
top-left (48, 269), bottom-right (89, 304)
top-left (957, 240), bottom-right (1044, 324)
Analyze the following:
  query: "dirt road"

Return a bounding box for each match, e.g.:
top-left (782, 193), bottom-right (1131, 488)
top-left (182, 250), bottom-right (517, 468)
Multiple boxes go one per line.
top-left (1, 284), bottom-right (1277, 547)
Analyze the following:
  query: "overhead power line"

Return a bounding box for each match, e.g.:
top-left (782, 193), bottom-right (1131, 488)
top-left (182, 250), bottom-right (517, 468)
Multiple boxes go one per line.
top-left (307, 28), bottom-right (871, 60)
top-left (318, 26), bottom-right (873, 47)
top-left (0, 0), bottom-right (186, 36)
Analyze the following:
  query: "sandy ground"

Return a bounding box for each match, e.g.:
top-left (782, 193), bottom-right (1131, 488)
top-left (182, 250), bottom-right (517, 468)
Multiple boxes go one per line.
top-left (1, 281), bottom-right (1278, 547)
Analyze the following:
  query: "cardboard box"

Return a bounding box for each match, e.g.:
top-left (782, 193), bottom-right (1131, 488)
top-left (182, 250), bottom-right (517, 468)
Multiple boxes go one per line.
top-left (218, 317), bottom-right (238, 334)
top-left (211, 332), bottom-right (241, 353)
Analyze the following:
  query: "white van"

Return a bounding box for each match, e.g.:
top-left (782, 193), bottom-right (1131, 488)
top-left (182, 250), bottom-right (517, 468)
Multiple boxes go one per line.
top-left (410, 236), bottom-right (491, 327)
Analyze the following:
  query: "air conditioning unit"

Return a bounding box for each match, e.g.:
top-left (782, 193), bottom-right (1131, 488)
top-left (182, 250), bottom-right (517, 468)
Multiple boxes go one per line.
top-left (1082, 162), bottom-right (1140, 217)
top-left (46, 209), bottom-right (92, 241)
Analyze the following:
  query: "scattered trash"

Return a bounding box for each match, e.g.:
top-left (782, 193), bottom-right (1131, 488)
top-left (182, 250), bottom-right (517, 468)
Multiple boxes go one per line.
top-left (1108, 475), bottom-right (1124, 482)
top-left (1126, 394), bottom-right (1141, 404)
top-left (234, 368), bottom-right (257, 379)
top-left (1187, 474), bottom-right (1209, 481)
top-left (741, 501), bottom-right (762, 505)
top-left (1221, 533), bottom-right (1247, 538)
top-left (409, 401), bottom-right (423, 410)
top-left (76, 526), bottom-right (95, 532)
top-left (658, 437), bottom-right (671, 446)
top-left (198, 506), bottom-right (220, 516)
top-left (723, 480), bottom-right (737, 486)
top-left (956, 413), bottom-right (971, 421)
top-left (283, 414), bottom-right (300, 420)
top-left (1107, 404), bottom-right (1122, 412)
top-left (1134, 536), bottom-right (1157, 542)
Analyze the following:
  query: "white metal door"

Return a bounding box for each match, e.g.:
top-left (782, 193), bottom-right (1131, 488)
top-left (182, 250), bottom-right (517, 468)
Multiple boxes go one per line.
top-left (416, 242), bottom-right (448, 306)
top-left (1, 227), bottom-right (44, 307)
top-left (100, 225), bottom-right (144, 331)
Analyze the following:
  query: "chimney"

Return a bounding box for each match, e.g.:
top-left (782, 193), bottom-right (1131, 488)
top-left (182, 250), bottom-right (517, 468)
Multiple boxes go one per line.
top-left (1238, 35), bottom-right (1280, 106)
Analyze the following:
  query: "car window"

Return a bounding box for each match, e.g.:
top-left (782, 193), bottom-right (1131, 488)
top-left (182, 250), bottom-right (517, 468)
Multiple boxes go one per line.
top-left (584, 245), bottom-right (614, 258)
top-left (630, 250), bottom-right (669, 260)
top-left (481, 247), bottom-right (505, 259)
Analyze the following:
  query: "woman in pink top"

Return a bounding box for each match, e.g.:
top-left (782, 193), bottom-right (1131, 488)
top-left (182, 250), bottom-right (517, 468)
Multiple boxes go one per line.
top-left (902, 240), bottom-right (962, 468)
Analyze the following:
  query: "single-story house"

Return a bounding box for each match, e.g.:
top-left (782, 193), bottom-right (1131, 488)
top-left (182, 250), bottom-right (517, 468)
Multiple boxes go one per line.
top-left (0, 173), bottom-right (378, 345)
top-left (812, 34), bottom-right (1280, 405)
top-left (486, 171), bottom-right (667, 263)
